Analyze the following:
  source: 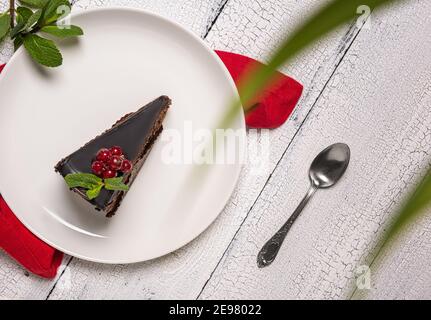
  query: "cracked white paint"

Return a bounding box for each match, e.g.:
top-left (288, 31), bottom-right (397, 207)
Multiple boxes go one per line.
top-left (353, 207), bottom-right (431, 300)
top-left (199, 0), bottom-right (431, 300)
top-left (0, 0), bottom-right (430, 300)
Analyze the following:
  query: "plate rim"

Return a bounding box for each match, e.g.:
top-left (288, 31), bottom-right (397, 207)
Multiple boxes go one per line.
top-left (0, 7), bottom-right (246, 264)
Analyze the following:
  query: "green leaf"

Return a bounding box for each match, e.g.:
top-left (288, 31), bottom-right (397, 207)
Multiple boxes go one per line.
top-left (386, 169), bottom-right (431, 241)
top-left (16, 7), bottom-right (33, 24)
top-left (23, 9), bottom-right (43, 31)
top-left (40, 25), bottom-right (83, 38)
top-left (0, 13), bottom-right (11, 41)
top-left (10, 21), bottom-right (25, 39)
top-left (14, 34), bottom-right (24, 51)
top-left (19, 0), bottom-right (49, 8)
top-left (42, 0), bottom-right (71, 25)
top-left (104, 177), bottom-right (129, 191)
top-left (23, 33), bottom-right (62, 67)
top-left (64, 173), bottom-right (103, 190)
top-left (86, 185), bottom-right (103, 200)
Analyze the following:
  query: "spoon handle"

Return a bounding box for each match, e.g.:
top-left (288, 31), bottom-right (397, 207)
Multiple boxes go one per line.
top-left (257, 185), bottom-right (317, 268)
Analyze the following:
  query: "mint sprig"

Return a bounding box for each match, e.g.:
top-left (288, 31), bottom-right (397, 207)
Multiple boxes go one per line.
top-left (65, 173), bottom-right (129, 200)
top-left (0, 0), bottom-right (84, 68)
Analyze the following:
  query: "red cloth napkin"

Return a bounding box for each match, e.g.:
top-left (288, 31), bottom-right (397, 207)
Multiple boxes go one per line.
top-left (0, 51), bottom-right (302, 279)
top-left (216, 51), bottom-right (303, 128)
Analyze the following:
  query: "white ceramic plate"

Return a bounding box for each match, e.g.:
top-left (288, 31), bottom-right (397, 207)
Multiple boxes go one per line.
top-left (0, 8), bottom-right (245, 263)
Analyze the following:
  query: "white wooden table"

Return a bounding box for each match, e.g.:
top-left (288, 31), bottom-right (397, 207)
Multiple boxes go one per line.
top-left (1, 0), bottom-right (431, 300)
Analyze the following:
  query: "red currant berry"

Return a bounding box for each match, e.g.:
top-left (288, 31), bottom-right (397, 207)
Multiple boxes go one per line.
top-left (108, 155), bottom-right (123, 170)
top-left (110, 146), bottom-right (123, 156)
top-left (103, 169), bottom-right (117, 179)
top-left (91, 161), bottom-right (105, 176)
top-left (96, 148), bottom-right (112, 162)
top-left (121, 159), bottom-right (133, 173)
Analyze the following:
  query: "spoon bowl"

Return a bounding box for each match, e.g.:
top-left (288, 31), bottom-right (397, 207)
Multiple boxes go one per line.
top-left (309, 143), bottom-right (350, 188)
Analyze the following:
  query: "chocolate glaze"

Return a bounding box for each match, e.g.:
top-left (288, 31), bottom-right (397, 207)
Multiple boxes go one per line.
top-left (55, 96), bottom-right (171, 216)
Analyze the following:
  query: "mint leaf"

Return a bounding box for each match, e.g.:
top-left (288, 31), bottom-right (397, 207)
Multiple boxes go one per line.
top-left (64, 174), bottom-right (128, 200)
top-left (19, 0), bottom-right (49, 8)
top-left (41, 25), bottom-right (83, 38)
top-left (86, 185), bottom-right (103, 200)
top-left (104, 177), bottom-right (129, 191)
top-left (23, 34), bottom-right (62, 67)
top-left (10, 21), bottom-right (25, 39)
top-left (65, 173), bottom-right (103, 190)
top-left (0, 13), bottom-right (10, 41)
top-left (16, 7), bottom-right (33, 24)
top-left (14, 34), bottom-right (24, 51)
top-left (24, 9), bottom-right (43, 31)
top-left (42, 0), bottom-right (71, 25)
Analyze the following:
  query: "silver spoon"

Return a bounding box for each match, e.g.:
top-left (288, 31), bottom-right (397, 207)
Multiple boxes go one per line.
top-left (257, 143), bottom-right (351, 268)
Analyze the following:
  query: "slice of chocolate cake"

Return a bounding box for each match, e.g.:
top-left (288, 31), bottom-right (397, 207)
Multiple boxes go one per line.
top-left (55, 96), bottom-right (171, 217)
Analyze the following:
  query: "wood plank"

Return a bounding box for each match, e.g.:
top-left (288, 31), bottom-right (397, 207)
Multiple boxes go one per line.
top-left (72, 0), bottom-right (228, 38)
top-left (0, 251), bottom-right (73, 300)
top-left (199, 0), bottom-right (431, 299)
top-left (0, 0), bottom-right (13, 64)
top-left (0, 0), bottom-right (226, 300)
top-left (353, 208), bottom-right (431, 300)
top-left (47, 0), bottom-right (366, 299)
